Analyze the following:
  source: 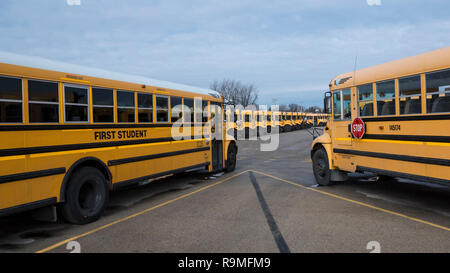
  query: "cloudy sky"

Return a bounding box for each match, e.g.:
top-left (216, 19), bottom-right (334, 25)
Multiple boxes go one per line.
top-left (1, 0), bottom-right (450, 106)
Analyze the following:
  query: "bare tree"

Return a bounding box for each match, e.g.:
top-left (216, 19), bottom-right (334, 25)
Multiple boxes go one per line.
top-left (288, 104), bottom-right (299, 111)
top-left (305, 106), bottom-right (323, 113)
top-left (279, 104), bottom-right (288, 111)
top-left (239, 83), bottom-right (258, 107)
top-left (210, 79), bottom-right (258, 107)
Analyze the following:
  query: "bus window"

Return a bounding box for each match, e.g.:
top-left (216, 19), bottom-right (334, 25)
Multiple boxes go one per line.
top-left (184, 98), bottom-right (194, 123)
top-left (358, 84), bottom-right (374, 117)
top-left (267, 114), bottom-right (271, 121)
top-left (92, 87), bottom-right (113, 123)
top-left (245, 113), bottom-right (250, 122)
top-left (333, 91), bottom-right (341, 120)
top-left (376, 80), bottom-right (395, 116)
top-left (426, 69), bottom-right (450, 114)
top-left (0, 76), bottom-right (22, 123)
top-left (170, 96), bottom-right (182, 123)
top-left (342, 89), bottom-right (351, 119)
top-left (29, 80), bottom-right (59, 123)
top-left (399, 75), bottom-right (421, 115)
top-left (156, 95), bottom-right (169, 122)
top-left (138, 93), bottom-right (153, 123)
top-left (202, 100), bottom-right (209, 123)
top-left (117, 90), bottom-right (135, 123)
top-left (65, 84), bottom-right (89, 122)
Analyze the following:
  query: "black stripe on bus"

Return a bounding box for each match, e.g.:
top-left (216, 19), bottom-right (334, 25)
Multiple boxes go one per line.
top-left (0, 136), bottom-right (208, 157)
top-left (356, 166), bottom-right (450, 186)
top-left (364, 134), bottom-right (450, 143)
top-left (113, 162), bottom-right (210, 190)
top-left (108, 147), bottom-right (211, 166)
top-left (0, 123), bottom-right (208, 131)
top-left (363, 114), bottom-right (450, 122)
top-left (333, 149), bottom-right (450, 167)
top-left (0, 197), bottom-right (57, 217)
top-left (0, 168), bottom-right (66, 185)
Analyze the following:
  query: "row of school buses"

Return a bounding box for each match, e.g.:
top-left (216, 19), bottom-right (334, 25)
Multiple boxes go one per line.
top-left (225, 110), bottom-right (329, 138)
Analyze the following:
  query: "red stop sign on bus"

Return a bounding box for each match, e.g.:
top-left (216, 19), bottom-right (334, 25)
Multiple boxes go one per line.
top-left (351, 118), bottom-right (365, 139)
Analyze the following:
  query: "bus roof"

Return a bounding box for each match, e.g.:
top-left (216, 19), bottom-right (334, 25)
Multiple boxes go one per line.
top-left (330, 46), bottom-right (450, 90)
top-left (0, 51), bottom-right (220, 97)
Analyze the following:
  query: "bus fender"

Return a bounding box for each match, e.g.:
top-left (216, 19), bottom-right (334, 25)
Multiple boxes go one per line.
top-left (59, 157), bottom-right (112, 202)
top-left (310, 133), bottom-right (335, 170)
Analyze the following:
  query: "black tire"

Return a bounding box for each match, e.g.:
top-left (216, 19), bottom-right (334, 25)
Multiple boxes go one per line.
top-left (225, 143), bottom-right (237, 172)
top-left (312, 148), bottom-right (332, 186)
top-left (61, 167), bottom-right (109, 225)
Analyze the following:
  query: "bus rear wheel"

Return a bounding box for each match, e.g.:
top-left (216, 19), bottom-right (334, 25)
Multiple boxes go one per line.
top-left (312, 148), bottom-right (332, 186)
top-left (61, 167), bottom-right (109, 225)
top-left (225, 143), bottom-right (237, 172)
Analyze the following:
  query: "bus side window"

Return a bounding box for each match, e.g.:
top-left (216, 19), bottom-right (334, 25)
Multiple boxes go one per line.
top-left (426, 69), bottom-right (450, 114)
top-left (92, 87), bottom-right (113, 123)
top-left (29, 80), bottom-right (59, 123)
top-left (358, 84), bottom-right (374, 117)
top-left (156, 95), bottom-right (169, 122)
top-left (202, 100), bottom-right (209, 123)
top-left (342, 89), bottom-right (351, 119)
top-left (376, 80), bottom-right (395, 116)
top-left (138, 93), bottom-right (153, 123)
top-left (117, 90), bottom-right (135, 123)
top-left (65, 84), bottom-right (89, 122)
top-left (184, 98), bottom-right (194, 123)
top-left (0, 76), bottom-right (22, 123)
top-left (170, 96), bottom-right (182, 123)
top-left (399, 75), bottom-right (421, 115)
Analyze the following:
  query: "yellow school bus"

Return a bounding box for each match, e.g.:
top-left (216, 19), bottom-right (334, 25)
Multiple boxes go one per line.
top-left (311, 47), bottom-right (450, 186)
top-left (255, 110), bottom-right (267, 136)
top-left (265, 111), bottom-right (273, 133)
top-left (293, 112), bottom-right (304, 130)
top-left (270, 111), bottom-right (282, 133)
top-left (241, 109), bottom-right (256, 138)
top-left (225, 108), bottom-right (238, 139)
top-left (0, 52), bottom-right (238, 224)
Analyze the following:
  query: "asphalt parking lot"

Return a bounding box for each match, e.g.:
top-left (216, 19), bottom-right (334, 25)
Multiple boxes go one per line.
top-left (0, 129), bottom-right (449, 253)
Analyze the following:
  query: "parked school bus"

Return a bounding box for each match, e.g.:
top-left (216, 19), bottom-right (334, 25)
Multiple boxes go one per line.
top-left (255, 110), bottom-right (267, 136)
top-left (311, 47), bottom-right (450, 186)
top-left (293, 112), bottom-right (303, 130)
top-left (0, 52), bottom-right (237, 224)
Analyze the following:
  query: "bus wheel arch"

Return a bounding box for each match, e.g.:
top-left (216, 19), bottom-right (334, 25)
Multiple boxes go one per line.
top-left (60, 157), bottom-right (112, 203)
top-left (311, 145), bottom-right (332, 186)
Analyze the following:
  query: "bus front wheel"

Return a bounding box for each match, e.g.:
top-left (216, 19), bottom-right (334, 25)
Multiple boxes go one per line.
top-left (312, 148), bottom-right (332, 186)
top-left (61, 166), bottom-right (109, 225)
